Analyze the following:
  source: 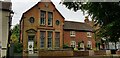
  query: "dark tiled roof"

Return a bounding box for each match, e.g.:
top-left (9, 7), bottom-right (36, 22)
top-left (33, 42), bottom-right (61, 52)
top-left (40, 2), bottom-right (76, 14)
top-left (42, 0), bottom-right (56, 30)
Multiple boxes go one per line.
top-left (64, 21), bottom-right (93, 32)
top-left (0, 1), bottom-right (12, 11)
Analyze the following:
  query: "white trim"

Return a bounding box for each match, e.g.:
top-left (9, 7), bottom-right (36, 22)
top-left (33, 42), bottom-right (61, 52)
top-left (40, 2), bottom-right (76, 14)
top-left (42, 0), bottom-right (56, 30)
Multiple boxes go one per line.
top-left (87, 32), bottom-right (91, 37)
top-left (70, 41), bottom-right (76, 48)
top-left (70, 31), bottom-right (75, 37)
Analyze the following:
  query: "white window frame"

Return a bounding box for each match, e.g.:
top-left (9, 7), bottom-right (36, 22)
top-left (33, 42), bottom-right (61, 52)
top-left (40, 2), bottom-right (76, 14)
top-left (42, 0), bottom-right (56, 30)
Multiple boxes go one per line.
top-left (87, 41), bottom-right (92, 49)
top-left (70, 41), bottom-right (76, 48)
top-left (70, 31), bottom-right (75, 37)
top-left (87, 32), bottom-right (91, 37)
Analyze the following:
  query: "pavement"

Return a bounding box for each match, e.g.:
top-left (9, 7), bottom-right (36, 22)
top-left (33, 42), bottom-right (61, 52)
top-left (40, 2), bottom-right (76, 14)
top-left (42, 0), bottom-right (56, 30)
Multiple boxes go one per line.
top-left (13, 55), bottom-right (120, 58)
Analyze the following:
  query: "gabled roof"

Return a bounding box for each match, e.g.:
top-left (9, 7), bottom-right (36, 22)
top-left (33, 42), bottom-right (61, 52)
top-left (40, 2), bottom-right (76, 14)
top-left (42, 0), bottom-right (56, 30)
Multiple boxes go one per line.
top-left (64, 21), bottom-right (93, 32)
top-left (0, 1), bottom-right (12, 11)
top-left (21, 0), bottom-right (65, 20)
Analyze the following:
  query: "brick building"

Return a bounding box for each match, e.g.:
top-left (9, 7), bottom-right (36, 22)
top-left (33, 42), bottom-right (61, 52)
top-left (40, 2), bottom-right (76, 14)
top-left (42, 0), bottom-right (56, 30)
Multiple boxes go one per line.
top-left (64, 21), bottom-right (95, 49)
top-left (20, 0), bottom-right (95, 56)
top-left (20, 0), bottom-right (64, 55)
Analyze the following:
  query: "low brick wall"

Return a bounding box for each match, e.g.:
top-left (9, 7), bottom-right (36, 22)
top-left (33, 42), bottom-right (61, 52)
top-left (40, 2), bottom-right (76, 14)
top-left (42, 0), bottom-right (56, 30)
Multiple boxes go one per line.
top-left (39, 50), bottom-right (73, 56)
top-left (94, 50), bottom-right (111, 55)
top-left (24, 50), bottom-right (112, 57)
top-left (89, 50), bottom-right (94, 56)
top-left (39, 50), bottom-right (96, 56)
top-left (73, 51), bottom-right (89, 56)
top-left (116, 50), bottom-right (120, 54)
top-left (73, 50), bottom-right (94, 56)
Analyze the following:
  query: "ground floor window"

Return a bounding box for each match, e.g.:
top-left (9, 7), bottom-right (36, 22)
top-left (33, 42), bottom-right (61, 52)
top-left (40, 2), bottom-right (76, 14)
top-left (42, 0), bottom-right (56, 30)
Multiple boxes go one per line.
top-left (48, 31), bottom-right (52, 49)
top-left (70, 41), bottom-right (76, 48)
top-left (80, 41), bottom-right (84, 49)
top-left (87, 41), bottom-right (92, 49)
top-left (55, 32), bottom-right (60, 48)
top-left (40, 31), bottom-right (45, 48)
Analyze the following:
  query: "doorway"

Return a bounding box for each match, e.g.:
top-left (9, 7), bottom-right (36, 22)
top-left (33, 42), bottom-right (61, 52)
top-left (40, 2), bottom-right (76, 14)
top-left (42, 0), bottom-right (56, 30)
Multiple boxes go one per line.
top-left (28, 35), bottom-right (35, 54)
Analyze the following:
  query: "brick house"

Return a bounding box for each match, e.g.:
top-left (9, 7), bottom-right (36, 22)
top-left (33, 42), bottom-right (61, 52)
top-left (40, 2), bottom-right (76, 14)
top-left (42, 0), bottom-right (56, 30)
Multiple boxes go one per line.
top-left (63, 21), bottom-right (95, 49)
top-left (20, 0), bottom-right (95, 56)
top-left (20, 0), bottom-right (64, 55)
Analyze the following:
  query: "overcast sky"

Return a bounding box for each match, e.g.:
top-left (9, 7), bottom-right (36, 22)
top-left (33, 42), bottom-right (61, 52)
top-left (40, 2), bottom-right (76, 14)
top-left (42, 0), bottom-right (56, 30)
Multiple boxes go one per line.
top-left (11, 0), bottom-right (90, 27)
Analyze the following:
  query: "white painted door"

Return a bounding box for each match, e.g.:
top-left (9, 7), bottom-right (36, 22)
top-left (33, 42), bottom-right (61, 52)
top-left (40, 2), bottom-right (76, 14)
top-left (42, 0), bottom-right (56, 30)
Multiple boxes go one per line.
top-left (28, 41), bottom-right (34, 54)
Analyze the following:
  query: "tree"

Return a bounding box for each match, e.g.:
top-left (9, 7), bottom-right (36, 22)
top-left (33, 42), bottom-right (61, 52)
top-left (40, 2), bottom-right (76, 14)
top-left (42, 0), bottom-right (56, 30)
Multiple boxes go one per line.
top-left (11, 24), bottom-right (20, 41)
top-left (10, 24), bottom-right (22, 53)
top-left (61, 1), bottom-right (120, 42)
top-left (10, 34), bottom-right (18, 43)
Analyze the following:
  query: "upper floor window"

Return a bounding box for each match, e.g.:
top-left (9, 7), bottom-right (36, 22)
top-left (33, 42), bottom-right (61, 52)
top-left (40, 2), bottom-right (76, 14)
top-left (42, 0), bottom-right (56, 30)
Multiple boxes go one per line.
top-left (87, 32), bottom-right (91, 37)
top-left (48, 12), bottom-right (53, 26)
top-left (29, 17), bottom-right (35, 23)
top-left (70, 31), bottom-right (75, 37)
top-left (56, 20), bottom-right (60, 25)
top-left (40, 11), bottom-right (46, 25)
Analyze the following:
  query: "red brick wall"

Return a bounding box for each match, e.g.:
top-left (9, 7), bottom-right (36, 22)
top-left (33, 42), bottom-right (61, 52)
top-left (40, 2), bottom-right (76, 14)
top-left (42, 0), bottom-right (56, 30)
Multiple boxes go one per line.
top-left (64, 30), bottom-right (95, 49)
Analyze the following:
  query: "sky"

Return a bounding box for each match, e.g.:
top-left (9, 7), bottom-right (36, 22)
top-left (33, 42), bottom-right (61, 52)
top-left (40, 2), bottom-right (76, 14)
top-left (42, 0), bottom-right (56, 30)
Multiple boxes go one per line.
top-left (11, 0), bottom-right (90, 27)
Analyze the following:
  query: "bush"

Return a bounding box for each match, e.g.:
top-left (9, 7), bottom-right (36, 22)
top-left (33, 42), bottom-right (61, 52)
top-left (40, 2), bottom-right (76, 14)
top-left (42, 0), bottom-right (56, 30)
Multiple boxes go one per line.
top-left (63, 44), bottom-right (69, 48)
top-left (14, 42), bottom-right (23, 53)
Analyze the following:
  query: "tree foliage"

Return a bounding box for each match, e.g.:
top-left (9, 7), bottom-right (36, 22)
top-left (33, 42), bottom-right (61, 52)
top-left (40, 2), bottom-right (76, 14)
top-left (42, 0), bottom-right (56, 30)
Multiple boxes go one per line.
top-left (11, 24), bottom-right (20, 40)
top-left (10, 34), bottom-right (18, 43)
top-left (61, 1), bottom-right (120, 42)
top-left (11, 24), bottom-right (22, 53)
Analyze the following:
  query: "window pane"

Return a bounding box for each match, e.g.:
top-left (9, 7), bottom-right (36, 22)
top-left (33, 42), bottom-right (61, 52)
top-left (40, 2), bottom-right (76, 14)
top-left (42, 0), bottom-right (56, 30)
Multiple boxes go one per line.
top-left (70, 41), bottom-right (76, 48)
top-left (40, 31), bottom-right (45, 48)
top-left (40, 11), bottom-right (46, 25)
top-left (70, 31), bottom-right (75, 37)
top-left (48, 31), bottom-right (52, 48)
top-left (55, 32), bottom-right (60, 48)
top-left (48, 12), bottom-right (53, 26)
top-left (28, 35), bottom-right (34, 41)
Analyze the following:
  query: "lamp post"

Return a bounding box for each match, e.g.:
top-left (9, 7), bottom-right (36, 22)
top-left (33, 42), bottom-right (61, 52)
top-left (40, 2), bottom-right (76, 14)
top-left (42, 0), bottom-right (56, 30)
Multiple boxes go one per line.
top-left (7, 10), bottom-right (14, 58)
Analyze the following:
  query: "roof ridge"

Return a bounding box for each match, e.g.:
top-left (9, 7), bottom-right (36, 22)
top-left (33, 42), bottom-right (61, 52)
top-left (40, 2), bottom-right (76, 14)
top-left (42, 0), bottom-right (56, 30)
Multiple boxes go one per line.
top-left (65, 21), bottom-right (85, 24)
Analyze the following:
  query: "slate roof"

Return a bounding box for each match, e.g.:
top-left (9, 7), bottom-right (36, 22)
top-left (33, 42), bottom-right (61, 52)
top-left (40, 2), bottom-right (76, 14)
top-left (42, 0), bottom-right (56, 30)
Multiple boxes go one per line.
top-left (64, 21), bottom-right (93, 32)
top-left (0, 1), bottom-right (12, 11)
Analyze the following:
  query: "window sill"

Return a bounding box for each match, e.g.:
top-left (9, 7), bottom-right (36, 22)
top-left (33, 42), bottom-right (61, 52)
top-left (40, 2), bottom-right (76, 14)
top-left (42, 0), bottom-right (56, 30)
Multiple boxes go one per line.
top-left (40, 25), bottom-right (46, 27)
top-left (87, 36), bottom-right (92, 37)
top-left (48, 25), bottom-right (53, 27)
top-left (70, 35), bottom-right (76, 37)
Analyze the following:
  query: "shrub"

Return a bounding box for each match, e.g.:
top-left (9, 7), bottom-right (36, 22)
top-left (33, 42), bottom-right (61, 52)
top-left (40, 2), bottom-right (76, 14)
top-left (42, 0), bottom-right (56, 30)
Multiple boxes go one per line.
top-left (14, 42), bottom-right (23, 53)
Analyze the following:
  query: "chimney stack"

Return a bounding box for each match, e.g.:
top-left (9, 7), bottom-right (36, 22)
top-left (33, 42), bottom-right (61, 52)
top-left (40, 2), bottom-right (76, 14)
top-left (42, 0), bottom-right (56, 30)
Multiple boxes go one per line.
top-left (41, 0), bottom-right (51, 2)
top-left (84, 16), bottom-right (89, 23)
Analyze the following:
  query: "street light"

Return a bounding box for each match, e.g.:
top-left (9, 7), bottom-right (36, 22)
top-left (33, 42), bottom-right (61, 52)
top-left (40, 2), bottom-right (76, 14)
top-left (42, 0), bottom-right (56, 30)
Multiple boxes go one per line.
top-left (7, 10), bottom-right (14, 58)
